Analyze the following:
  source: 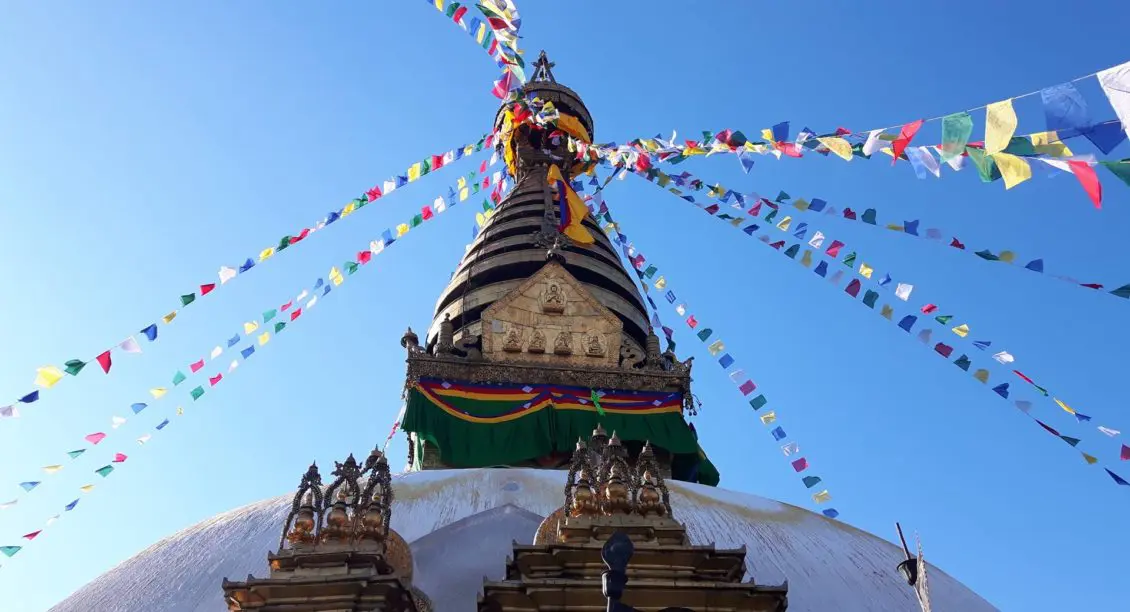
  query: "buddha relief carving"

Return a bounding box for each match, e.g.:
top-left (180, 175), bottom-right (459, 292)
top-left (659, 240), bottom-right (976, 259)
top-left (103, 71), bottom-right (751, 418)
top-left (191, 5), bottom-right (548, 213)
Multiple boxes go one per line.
top-left (528, 329), bottom-right (546, 353)
top-left (503, 326), bottom-right (523, 352)
top-left (553, 330), bottom-right (573, 355)
top-left (585, 332), bottom-right (605, 357)
top-left (541, 281), bottom-right (566, 313)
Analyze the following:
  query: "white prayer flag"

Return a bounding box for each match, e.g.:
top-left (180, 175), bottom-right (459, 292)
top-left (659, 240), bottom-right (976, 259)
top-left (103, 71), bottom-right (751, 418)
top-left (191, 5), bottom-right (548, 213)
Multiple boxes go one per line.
top-left (809, 231), bottom-right (825, 248)
top-left (1098, 61), bottom-right (1130, 142)
top-left (912, 146), bottom-right (941, 177)
top-left (917, 329), bottom-right (932, 344)
top-left (992, 351), bottom-right (1015, 364)
top-left (210, 346), bottom-right (223, 360)
top-left (137, 434), bottom-right (151, 445)
top-left (895, 283), bottom-right (914, 301)
top-left (228, 360), bottom-right (239, 373)
top-left (218, 266), bottom-right (238, 284)
top-left (370, 240), bottom-right (385, 256)
top-left (1098, 426), bottom-right (1121, 437)
top-left (295, 290), bottom-right (308, 303)
top-left (781, 442), bottom-right (800, 456)
top-left (119, 336), bottom-right (142, 354)
top-left (112, 416), bottom-right (127, 429)
top-left (1015, 400), bottom-right (1032, 414)
top-left (0, 405), bottom-right (18, 419)
top-left (862, 129), bottom-right (884, 156)
top-left (383, 180), bottom-right (396, 193)
top-left (0, 499), bottom-right (17, 510)
top-left (306, 296), bottom-right (318, 310)
top-left (828, 270), bottom-right (844, 284)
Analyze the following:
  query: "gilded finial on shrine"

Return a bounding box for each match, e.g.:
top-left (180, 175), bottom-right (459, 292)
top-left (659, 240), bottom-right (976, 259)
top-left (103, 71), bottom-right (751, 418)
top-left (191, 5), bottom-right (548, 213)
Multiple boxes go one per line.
top-left (280, 462), bottom-right (323, 550)
top-left (603, 460), bottom-right (632, 515)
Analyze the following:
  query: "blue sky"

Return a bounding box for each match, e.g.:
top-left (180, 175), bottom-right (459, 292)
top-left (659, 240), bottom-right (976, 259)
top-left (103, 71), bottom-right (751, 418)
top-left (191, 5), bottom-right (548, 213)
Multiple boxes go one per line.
top-left (2, 2), bottom-right (1129, 610)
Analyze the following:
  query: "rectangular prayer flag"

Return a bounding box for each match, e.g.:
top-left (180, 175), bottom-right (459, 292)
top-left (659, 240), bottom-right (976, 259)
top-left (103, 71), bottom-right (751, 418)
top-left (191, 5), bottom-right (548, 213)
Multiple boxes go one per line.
top-left (985, 99), bottom-right (1018, 154)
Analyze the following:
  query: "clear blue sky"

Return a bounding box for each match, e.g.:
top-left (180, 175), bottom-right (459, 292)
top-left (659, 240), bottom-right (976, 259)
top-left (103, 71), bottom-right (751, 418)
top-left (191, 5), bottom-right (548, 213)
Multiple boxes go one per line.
top-left (2, 2), bottom-right (1129, 610)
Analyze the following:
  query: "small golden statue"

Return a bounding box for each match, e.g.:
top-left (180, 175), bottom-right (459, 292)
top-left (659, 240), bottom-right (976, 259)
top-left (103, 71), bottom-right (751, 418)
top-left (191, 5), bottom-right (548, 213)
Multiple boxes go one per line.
top-left (637, 469), bottom-right (666, 517)
top-left (285, 491), bottom-right (318, 546)
top-left (570, 467), bottom-right (599, 517)
top-left (603, 461), bottom-right (632, 515)
top-left (358, 487), bottom-right (386, 542)
top-left (321, 488), bottom-right (352, 543)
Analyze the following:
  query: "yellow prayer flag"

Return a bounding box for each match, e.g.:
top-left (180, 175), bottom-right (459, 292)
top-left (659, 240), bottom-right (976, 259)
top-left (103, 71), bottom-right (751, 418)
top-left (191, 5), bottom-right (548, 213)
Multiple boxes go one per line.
top-left (42, 465), bottom-right (63, 474)
top-left (1054, 398), bottom-right (1075, 415)
top-left (163, 311), bottom-right (178, 324)
top-left (407, 162), bottom-right (422, 182)
top-left (457, 177), bottom-right (467, 189)
top-left (654, 276), bottom-right (667, 289)
top-left (730, 217), bottom-right (744, 227)
top-left (760, 128), bottom-right (774, 141)
top-left (859, 263), bottom-right (873, 279)
top-left (149, 387), bottom-right (168, 399)
top-left (459, 187), bottom-right (469, 201)
top-left (683, 145), bottom-right (706, 156)
top-left (243, 321), bottom-right (259, 334)
top-left (760, 411), bottom-right (777, 425)
top-left (330, 268), bottom-right (344, 286)
top-left (973, 369), bottom-right (990, 383)
top-left (991, 152), bottom-right (1032, 189)
top-left (886, 224), bottom-right (904, 231)
top-left (880, 304), bottom-right (894, 319)
top-left (776, 216), bottom-right (792, 231)
top-left (258, 332), bottom-right (270, 346)
top-left (793, 198), bottom-right (810, 211)
top-left (80, 484), bottom-right (95, 493)
top-left (1030, 131), bottom-right (1073, 157)
top-left (999, 250), bottom-right (1016, 263)
top-left (475, 212), bottom-right (486, 227)
top-left (259, 247), bottom-right (275, 262)
top-left (396, 223), bottom-right (409, 237)
top-left (985, 99), bottom-right (1018, 155)
top-left (817, 136), bottom-right (853, 161)
top-left (800, 250), bottom-right (813, 268)
top-left (707, 340), bottom-right (725, 356)
top-left (812, 490), bottom-right (832, 504)
top-left (341, 202), bottom-right (357, 217)
top-left (1082, 453), bottom-right (1098, 465)
top-left (176, 406), bottom-right (184, 416)
top-left (484, 208), bottom-right (495, 219)
top-left (952, 324), bottom-right (970, 338)
top-left (34, 366), bottom-right (65, 389)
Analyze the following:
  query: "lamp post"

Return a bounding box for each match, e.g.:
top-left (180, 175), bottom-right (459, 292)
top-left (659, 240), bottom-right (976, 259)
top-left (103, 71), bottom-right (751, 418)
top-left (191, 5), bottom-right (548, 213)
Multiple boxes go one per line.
top-left (600, 531), bottom-right (635, 612)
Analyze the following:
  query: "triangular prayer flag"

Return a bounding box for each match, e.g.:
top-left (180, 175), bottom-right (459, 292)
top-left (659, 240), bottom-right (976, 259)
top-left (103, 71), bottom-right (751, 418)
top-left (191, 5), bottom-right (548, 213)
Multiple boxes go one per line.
top-left (209, 373), bottom-right (223, 386)
top-left (1121, 444), bottom-right (1130, 461)
top-left (156, 418), bottom-right (170, 430)
top-left (180, 293), bottom-right (196, 306)
top-left (952, 324), bottom-right (970, 337)
top-left (791, 458), bottom-right (809, 472)
top-left (162, 311), bottom-right (178, 324)
top-left (131, 403), bottom-right (146, 414)
top-left (954, 354), bottom-right (972, 371)
top-left (992, 383), bottom-right (1010, 398)
top-left (1106, 469), bottom-right (1130, 486)
top-left (259, 333), bottom-right (270, 346)
top-left (1, 546), bottom-right (23, 557)
top-left (65, 499), bottom-right (79, 511)
top-left (112, 453), bottom-right (127, 463)
top-left (95, 465), bottom-right (114, 477)
top-left (1083, 453), bottom-right (1098, 465)
top-left (21, 531), bottom-right (40, 541)
top-left (19, 391), bottom-right (39, 404)
top-left (891, 119), bottom-right (924, 164)
top-left (80, 484), bottom-right (94, 493)
top-left (973, 369), bottom-right (990, 383)
top-left (844, 279), bottom-right (861, 297)
top-left (85, 432), bottom-right (107, 445)
top-left (19, 482), bottom-right (39, 492)
top-left (149, 387), bottom-right (167, 399)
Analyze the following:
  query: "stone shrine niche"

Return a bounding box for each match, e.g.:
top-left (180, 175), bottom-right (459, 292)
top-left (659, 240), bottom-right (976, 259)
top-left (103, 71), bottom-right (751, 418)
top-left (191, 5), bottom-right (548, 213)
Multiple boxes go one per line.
top-left (480, 262), bottom-right (622, 367)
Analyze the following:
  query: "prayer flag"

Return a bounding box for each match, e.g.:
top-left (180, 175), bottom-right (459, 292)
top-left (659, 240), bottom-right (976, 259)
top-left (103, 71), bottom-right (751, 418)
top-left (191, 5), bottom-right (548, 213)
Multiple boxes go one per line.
top-left (67, 449), bottom-right (85, 459)
top-left (218, 266), bottom-right (237, 284)
top-left (917, 329), bottom-right (932, 344)
top-left (812, 490), bottom-right (832, 503)
top-left (209, 374), bottom-right (223, 386)
top-left (738, 380), bottom-right (757, 396)
top-left (95, 465), bottom-right (114, 477)
top-left (85, 432), bottom-right (107, 445)
top-left (859, 263), bottom-right (873, 279)
top-left (119, 337), bottom-right (142, 354)
top-left (19, 482), bottom-right (39, 492)
top-left (992, 351), bottom-right (1014, 364)
top-left (791, 458), bottom-right (809, 472)
top-left (934, 343), bottom-right (954, 358)
top-left (131, 402), bottom-right (147, 414)
top-left (749, 395), bottom-right (767, 411)
top-left (190, 386), bottom-right (204, 400)
top-left (771, 426), bottom-right (786, 441)
top-left (760, 411), bottom-right (777, 425)
top-left (65, 499), bottom-right (79, 511)
top-left (157, 419), bottom-right (170, 430)
top-left (140, 324), bottom-right (158, 342)
top-left (112, 452), bottom-right (127, 463)
top-left (1099, 426), bottom-right (1120, 437)
top-left (845, 279), bottom-right (861, 297)
top-left (111, 416), bottom-right (126, 428)
top-left (881, 304), bottom-right (894, 319)
top-left (826, 240), bottom-right (843, 257)
top-left (973, 369), bottom-right (990, 383)
top-left (992, 383), bottom-right (1010, 398)
top-left (64, 359), bottom-right (86, 376)
top-left (991, 152), bottom-right (1032, 189)
top-left (1105, 469), bottom-right (1129, 486)
top-left (940, 112), bottom-right (973, 161)
top-left (895, 283), bottom-right (913, 301)
top-left (891, 119), bottom-right (924, 164)
top-left (802, 476), bottom-right (822, 488)
top-left (162, 311), bottom-right (178, 324)
top-left (862, 290), bottom-right (879, 308)
top-left (985, 99), bottom-right (1017, 154)
top-left (952, 324), bottom-right (970, 337)
top-left (954, 354), bottom-right (971, 371)
top-left (34, 366), bottom-right (64, 389)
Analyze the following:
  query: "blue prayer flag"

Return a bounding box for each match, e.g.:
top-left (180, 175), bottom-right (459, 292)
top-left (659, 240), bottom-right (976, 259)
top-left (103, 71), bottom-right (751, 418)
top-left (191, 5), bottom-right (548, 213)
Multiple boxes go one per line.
top-left (646, 296), bottom-right (658, 309)
top-left (322, 285), bottom-right (332, 297)
top-left (65, 499), bottom-right (79, 511)
top-left (770, 121), bottom-right (790, 142)
top-left (239, 258), bottom-right (255, 273)
top-left (325, 211), bottom-right (340, 225)
top-left (808, 198), bottom-right (827, 212)
top-left (771, 426), bottom-right (787, 441)
top-left (314, 278), bottom-right (324, 290)
top-left (898, 315), bottom-right (917, 332)
top-left (240, 346), bottom-right (255, 359)
top-left (992, 383), bottom-right (1010, 398)
top-left (822, 509), bottom-right (840, 519)
top-left (1041, 82), bottom-right (1091, 136)
top-left (1085, 121), bottom-right (1127, 154)
top-left (156, 419), bottom-right (169, 430)
top-left (742, 224), bottom-right (759, 235)
top-left (1025, 259), bottom-right (1044, 272)
top-left (131, 403), bottom-right (147, 414)
top-left (381, 229), bottom-right (394, 245)
top-left (396, 175), bottom-right (408, 187)
top-left (1074, 412), bottom-right (1092, 422)
top-left (227, 334), bottom-right (240, 348)
top-left (878, 274), bottom-right (892, 287)
top-left (718, 354), bottom-right (735, 369)
top-left (141, 324), bottom-right (158, 342)
top-left (972, 340), bottom-right (992, 350)
top-left (665, 291), bottom-right (676, 303)
top-left (814, 261), bottom-right (828, 277)
top-left (904, 220), bottom-right (920, 236)
top-left (19, 391), bottom-right (39, 403)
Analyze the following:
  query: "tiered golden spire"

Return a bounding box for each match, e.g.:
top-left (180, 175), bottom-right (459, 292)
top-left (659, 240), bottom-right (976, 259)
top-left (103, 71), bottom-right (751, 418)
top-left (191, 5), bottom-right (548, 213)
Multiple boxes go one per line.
top-left (563, 425), bottom-right (674, 521)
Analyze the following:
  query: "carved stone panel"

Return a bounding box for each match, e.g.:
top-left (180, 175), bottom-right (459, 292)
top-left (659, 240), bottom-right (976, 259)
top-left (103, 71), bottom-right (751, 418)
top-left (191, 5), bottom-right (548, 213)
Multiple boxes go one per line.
top-left (480, 262), bottom-right (622, 366)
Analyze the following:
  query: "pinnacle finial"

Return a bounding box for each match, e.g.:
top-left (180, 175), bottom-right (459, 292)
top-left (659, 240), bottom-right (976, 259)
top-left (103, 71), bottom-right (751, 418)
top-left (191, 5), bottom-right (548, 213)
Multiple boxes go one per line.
top-left (531, 50), bottom-right (557, 83)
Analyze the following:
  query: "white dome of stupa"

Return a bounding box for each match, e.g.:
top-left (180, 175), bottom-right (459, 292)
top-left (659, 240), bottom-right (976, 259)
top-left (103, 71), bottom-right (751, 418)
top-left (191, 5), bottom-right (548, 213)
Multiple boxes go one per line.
top-left (50, 468), bottom-right (995, 611)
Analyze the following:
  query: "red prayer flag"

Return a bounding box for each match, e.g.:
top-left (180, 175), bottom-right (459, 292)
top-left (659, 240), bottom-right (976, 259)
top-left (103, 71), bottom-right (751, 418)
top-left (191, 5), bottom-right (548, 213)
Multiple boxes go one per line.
top-left (1036, 420), bottom-right (1061, 436)
top-left (1121, 444), bottom-right (1130, 461)
top-left (290, 308), bottom-right (302, 322)
top-left (738, 380), bottom-right (757, 395)
top-left (280, 301), bottom-right (293, 312)
top-left (776, 142), bottom-right (803, 157)
top-left (209, 374), bottom-right (223, 386)
top-left (490, 70), bottom-right (514, 99)
top-left (1080, 283), bottom-right (1104, 290)
top-left (921, 304), bottom-right (938, 314)
top-left (431, 154), bottom-right (444, 170)
top-left (96, 351), bottom-right (112, 374)
top-left (289, 228), bottom-right (310, 244)
top-left (421, 206), bottom-right (434, 220)
top-left (451, 5), bottom-right (468, 22)
top-left (112, 452), bottom-right (127, 463)
top-left (950, 238), bottom-right (966, 249)
top-left (791, 458), bottom-right (809, 472)
top-left (189, 359), bottom-right (204, 373)
top-left (826, 240), bottom-right (844, 257)
top-left (22, 530), bottom-right (41, 541)
top-left (891, 119), bottom-right (924, 165)
top-left (934, 343), bottom-right (954, 358)
top-left (843, 208), bottom-right (857, 220)
top-left (357, 251), bottom-right (372, 264)
top-left (199, 283), bottom-right (215, 296)
top-left (769, 240), bottom-right (785, 250)
top-left (686, 315), bottom-right (698, 329)
top-left (366, 186), bottom-right (382, 201)
top-left (845, 279), bottom-right (861, 297)
top-left (1013, 370), bottom-right (1036, 385)
top-left (635, 154), bottom-right (652, 172)
top-left (1068, 161), bottom-right (1102, 209)
top-left (749, 202), bottom-right (762, 216)
top-left (484, 134), bottom-right (494, 148)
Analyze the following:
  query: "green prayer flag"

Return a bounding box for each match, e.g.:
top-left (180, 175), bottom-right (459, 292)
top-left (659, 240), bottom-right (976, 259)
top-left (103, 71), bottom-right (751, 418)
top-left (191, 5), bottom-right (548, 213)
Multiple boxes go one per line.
top-left (748, 395), bottom-right (767, 411)
top-left (974, 250), bottom-right (1000, 261)
top-left (190, 386), bottom-right (205, 400)
top-left (274, 322), bottom-right (286, 333)
top-left (697, 328), bottom-right (712, 341)
top-left (172, 371), bottom-right (186, 386)
top-left (263, 309), bottom-right (277, 323)
top-left (422, 159), bottom-right (431, 175)
top-left (1100, 160), bottom-right (1130, 187)
top-left (783, 244), bottom-right (800, 259)
top-left (1003, 137), bottom-right (1037, 157)
top-left (482, 200), bottom-right (493, 212)
top-left (954, 355), bottom-right (972, 371)
top-left (802, 475), bottom-right (822, 488)
top-left (842, 252), bottom-right (856, 267)
top-left (775, 191), bottom-right (790, 202)
top-left (861, 209), bottom-right (877, 225)
top-left (345, 261), bottom-right (359, 275)
top-left (940, 112), bottom-right (973, 161)
top-left (936, 315), bottom-right (953, 324)
top-left (862, 290), bottom-right (879, 308)
top-left (590, 390), bottom-right (605, 416)
top-left (764, 209), bottom-right (778, 223)
top-left (643, 265), bottom-right (658, 278)
top-left (966, 147), bottom-right (1001, 183)
top-left (95, 465), bottom-right (114, 477)
top-left (411, 214), bottom-right (423, 227)
top-left (1110, 284), bottom-right (1130, 299)
top-left (1061, 435), bottom-right (1081, 447)
top-left (64, 359), bottom-right (86, 376)
top-left (180, 293), bottom-right (196, 306)
top-left (277, 236), bottom-right (290, 251)
top-left (67, 449), bottom-right (85, 459)
top-left (701, 130), bottom-right (714, 143)
top-left (0, 546), bottom-right (22, 557)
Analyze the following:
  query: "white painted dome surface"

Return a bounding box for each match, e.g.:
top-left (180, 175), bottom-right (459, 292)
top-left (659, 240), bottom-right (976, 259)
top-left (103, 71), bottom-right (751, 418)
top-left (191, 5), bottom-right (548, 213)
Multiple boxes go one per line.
top-left (50, 468), bottom-right (996, 611)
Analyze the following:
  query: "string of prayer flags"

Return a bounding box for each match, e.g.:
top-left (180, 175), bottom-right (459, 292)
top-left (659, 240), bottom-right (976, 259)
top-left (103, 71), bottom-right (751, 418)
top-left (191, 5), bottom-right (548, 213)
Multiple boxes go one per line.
top-left (625, 158), bottom-right (1129, 474)
top-left (422, 0), bottom-right (525, 97)
top-left (598, 190), bottom-right (839, 518)
top-left (3, 141), bottom-right (494, 420)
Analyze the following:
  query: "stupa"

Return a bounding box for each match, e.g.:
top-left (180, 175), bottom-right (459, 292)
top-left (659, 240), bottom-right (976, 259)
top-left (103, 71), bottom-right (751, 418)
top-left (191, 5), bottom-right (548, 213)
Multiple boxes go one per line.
top-left (49, 54), bottom-right (997, 612)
